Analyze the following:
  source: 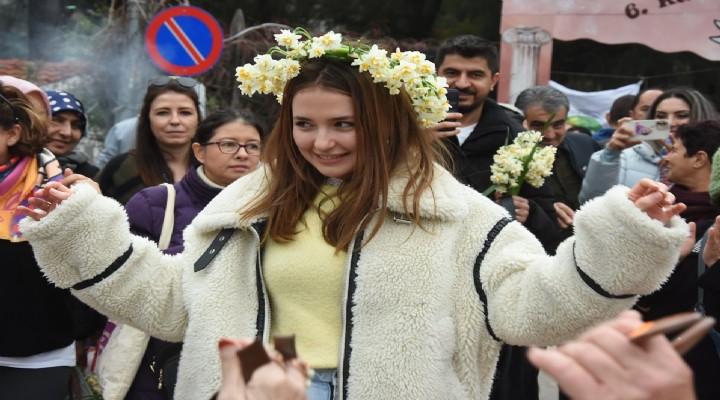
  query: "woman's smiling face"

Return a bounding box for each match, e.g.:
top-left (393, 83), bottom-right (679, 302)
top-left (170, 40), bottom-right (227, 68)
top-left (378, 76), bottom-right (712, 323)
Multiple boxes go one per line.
top-left (654, 97), bottom-right (691, 135)
top-left (292, 87), bottom-right (358, 179)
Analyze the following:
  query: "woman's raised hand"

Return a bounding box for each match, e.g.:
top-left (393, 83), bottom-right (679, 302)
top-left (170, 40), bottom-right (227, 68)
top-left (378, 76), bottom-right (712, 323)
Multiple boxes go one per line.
top-left (17, 169), bottom-right (99, 221)
top-left (627, 179), bottom-right (685, 225)
top-left (17, 181), bottom-right (74, 221)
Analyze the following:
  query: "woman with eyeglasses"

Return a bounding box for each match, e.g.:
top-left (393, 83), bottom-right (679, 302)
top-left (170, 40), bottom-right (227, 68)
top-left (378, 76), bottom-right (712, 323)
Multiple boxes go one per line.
top-left (98, 108), bottom-right (265, 400)
top-left (0, 83), bottom-right (71, 399)
top-left (95, 76), bottom-right (202, 205)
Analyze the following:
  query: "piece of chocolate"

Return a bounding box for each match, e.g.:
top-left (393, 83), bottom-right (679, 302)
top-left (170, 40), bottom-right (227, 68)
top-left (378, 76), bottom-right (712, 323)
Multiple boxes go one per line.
top-left (273, 335), bottom-right (298, 360)
top-left (237, 338), bottom-right (271, 383)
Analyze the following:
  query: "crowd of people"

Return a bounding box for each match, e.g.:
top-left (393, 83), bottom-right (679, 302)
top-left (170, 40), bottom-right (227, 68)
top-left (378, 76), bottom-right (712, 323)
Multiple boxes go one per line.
top-left (1, 27), bottom-right (719, 400)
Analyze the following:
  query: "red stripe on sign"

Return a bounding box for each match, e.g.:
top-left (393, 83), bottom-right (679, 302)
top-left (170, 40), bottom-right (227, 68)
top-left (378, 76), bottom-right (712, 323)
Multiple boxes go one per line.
top-left (165, 18), bottom-right (205, 65)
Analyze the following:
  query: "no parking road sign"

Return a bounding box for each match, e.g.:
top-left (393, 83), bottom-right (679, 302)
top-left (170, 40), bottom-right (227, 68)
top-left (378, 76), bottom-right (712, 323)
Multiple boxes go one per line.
top-left (145, 6), bottom-right (223, 76)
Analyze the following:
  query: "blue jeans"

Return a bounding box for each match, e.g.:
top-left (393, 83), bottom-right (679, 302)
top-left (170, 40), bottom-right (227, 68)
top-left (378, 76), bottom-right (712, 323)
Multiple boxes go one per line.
top-left (307, 369), bottom-right (337, 400)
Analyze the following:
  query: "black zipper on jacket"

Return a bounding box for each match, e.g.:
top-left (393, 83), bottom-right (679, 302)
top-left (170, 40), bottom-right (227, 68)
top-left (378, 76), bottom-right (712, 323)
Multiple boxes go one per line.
top-left (251, 220), bottom-right (268, 339)
top-left (339, 231), bottom-right (364, 400)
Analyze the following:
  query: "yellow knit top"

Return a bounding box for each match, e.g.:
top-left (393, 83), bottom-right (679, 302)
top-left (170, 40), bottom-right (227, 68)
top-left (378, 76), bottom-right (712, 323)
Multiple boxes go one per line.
top-left (263, 185), bottom-right (346, 369)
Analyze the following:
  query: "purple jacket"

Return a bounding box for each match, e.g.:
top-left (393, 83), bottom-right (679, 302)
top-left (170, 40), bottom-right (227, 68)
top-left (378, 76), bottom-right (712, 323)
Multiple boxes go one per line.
top-left (125, 166), bottom-right (223, 255)
top-left (123, 166), bottom-right (223, 400)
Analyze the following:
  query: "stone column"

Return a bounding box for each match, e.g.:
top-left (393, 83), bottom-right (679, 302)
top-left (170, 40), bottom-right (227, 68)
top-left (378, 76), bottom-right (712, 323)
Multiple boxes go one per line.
top-left (501, 26), bottom-right (552, 105)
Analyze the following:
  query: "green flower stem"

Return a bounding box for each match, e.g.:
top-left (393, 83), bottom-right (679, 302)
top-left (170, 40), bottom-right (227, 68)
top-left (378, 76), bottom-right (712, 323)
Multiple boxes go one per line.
top-left (510, 143), bottom-right (540, 196)
top-left (482, 184), bottom-right (498, 197)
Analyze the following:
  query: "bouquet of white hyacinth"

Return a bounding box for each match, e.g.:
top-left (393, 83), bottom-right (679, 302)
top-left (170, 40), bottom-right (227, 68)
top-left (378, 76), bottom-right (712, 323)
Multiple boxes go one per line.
top-left (483, 130), bottom-right (556, 196)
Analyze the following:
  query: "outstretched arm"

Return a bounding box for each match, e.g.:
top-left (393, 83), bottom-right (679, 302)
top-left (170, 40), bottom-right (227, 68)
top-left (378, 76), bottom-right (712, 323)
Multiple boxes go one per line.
top-left (18, 181), bottom-right (189, 342)
top-left (481, 179), bottom-right (688, 346)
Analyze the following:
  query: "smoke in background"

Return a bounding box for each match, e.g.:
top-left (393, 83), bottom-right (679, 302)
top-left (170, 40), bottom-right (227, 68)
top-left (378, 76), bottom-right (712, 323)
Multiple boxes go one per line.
top-left (0, 0), bottom-right (164, 131)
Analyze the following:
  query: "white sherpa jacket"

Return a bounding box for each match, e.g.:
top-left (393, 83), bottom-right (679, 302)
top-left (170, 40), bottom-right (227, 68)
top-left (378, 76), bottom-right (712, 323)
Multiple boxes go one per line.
top-left (21, 166), bottom-right (688, 400)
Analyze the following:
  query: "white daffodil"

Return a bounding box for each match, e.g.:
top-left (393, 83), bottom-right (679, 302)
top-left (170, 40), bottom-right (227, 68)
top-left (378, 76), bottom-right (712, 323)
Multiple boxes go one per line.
top-left (275, 29), bottom-right (302, 48)
top-left (316, 31), bottom-right (342, 50)
top-left (307, 42), bottom-right (326, 58)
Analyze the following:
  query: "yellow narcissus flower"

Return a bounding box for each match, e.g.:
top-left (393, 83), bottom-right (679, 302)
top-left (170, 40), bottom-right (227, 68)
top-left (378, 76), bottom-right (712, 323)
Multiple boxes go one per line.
top-left (274, 29), bottom-right (302, 48)
top-left (308, 42), bottom-right (326, 58)
top-left (316, 31), bottom-right (342, 50)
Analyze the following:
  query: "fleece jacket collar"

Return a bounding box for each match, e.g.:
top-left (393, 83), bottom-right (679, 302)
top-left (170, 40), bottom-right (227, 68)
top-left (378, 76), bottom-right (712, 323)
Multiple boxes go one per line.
top-left (191, 164), bottom-right (470, 234)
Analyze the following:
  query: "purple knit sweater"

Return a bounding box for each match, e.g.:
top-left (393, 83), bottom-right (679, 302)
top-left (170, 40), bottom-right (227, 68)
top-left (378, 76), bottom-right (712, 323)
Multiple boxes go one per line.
top-left (125, 166), bottom-right (223, 254)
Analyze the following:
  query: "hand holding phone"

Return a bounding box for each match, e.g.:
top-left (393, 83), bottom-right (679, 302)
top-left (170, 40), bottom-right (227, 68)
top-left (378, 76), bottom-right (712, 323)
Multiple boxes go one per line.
top-left (446, 88), bottom-right (460, 114)
top-left (439, 88), bottom-right (461, 133)
top-left (621, 119), bottom-right (670, 141)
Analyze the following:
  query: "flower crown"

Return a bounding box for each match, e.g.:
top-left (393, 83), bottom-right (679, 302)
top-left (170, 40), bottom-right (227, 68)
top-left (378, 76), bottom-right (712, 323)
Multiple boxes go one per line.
top-left (235, 27), bottom-right (450, 127)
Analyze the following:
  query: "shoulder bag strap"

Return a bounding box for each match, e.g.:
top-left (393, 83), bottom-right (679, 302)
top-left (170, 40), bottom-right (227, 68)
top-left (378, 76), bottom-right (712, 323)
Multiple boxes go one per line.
top-left (157, 183), bottom-right (176, 251)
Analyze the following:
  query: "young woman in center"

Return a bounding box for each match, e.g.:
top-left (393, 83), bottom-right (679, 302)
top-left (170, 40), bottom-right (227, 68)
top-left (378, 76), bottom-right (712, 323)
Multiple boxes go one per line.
top-left (20, 32), bottom-right (689, 400)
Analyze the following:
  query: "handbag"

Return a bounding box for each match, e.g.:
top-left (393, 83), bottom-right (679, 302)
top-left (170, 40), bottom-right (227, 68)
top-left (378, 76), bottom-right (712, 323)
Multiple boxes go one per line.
top-left (150, 341), bottom-right (183, 399)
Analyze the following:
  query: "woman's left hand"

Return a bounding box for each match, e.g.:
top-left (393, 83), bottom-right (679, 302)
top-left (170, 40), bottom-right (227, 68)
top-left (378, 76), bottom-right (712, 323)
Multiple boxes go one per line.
top-left (627, 179), bottom-right (685, 225)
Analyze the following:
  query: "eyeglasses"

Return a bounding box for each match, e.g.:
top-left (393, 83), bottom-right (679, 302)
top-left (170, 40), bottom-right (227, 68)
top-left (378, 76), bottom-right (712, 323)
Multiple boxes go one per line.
top-left (148, 76), bottom-right (198, 88)
top-left (0, 93), bottom-right (19, 125)
top-left (202, 141), bottom-right (262, 156)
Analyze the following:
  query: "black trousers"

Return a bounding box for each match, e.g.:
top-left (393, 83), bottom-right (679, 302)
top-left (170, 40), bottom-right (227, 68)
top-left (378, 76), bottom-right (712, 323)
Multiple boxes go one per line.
top-left (0, 365), bottom-right (71, 400)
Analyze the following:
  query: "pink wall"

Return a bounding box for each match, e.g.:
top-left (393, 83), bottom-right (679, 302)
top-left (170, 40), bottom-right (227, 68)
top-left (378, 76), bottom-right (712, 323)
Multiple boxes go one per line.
top-left (498, 0), bottom-right (720, 102)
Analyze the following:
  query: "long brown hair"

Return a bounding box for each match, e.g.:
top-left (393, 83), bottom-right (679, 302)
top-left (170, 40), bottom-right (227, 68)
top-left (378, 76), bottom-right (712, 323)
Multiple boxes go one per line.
top-left (0, 83), bottom-right (47, 158)
top-left (134, 80), bottom-right (201, 186)
top-left (242, 59), bottom-right (443, 251)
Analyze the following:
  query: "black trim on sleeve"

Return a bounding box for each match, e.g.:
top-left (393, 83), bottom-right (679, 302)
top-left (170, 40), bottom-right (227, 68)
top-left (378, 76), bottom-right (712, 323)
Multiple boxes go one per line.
top-left (72, 244), bottom-right (133, 290)
top-left (473, 217), bottom-right (512, 342)
top-left (573, 242), bottom-right (634, 299)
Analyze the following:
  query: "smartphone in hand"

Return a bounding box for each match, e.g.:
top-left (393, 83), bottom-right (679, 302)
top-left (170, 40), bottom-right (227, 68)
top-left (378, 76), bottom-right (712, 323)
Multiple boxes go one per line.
top-left (439, 88), bottom-right (460, 132)
top-left (622, 119), bottom-right (670, 141)
top-left (447, 88), bottom-right (460, 113)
